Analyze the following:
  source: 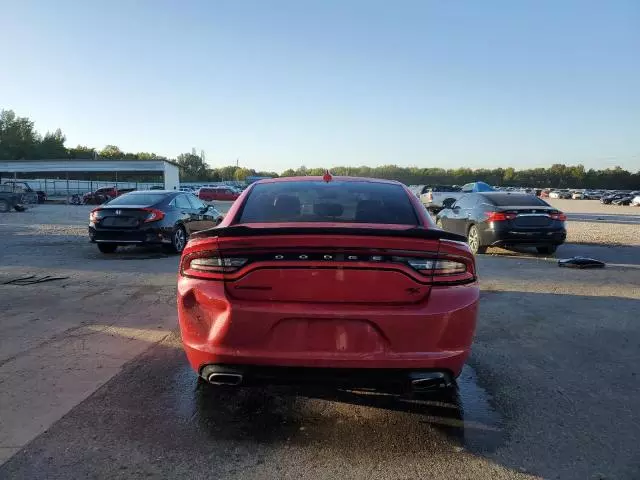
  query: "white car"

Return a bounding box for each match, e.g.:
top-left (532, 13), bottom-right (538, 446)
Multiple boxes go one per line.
top-left (571, 191), bottom-right (584, 199)
top-left (631, 195), bottom-right (640, 207)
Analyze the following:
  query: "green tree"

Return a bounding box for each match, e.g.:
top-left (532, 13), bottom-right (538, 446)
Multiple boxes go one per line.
top-left (176, 152), bottom-right (209, 181)
top-left (99, 145), bottom-right (124, 158)
top-left (0, 109), bottom-right (41, 159)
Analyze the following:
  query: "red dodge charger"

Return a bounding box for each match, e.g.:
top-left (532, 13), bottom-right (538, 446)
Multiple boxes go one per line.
top-left (177, 175), bottom-right (479, 393)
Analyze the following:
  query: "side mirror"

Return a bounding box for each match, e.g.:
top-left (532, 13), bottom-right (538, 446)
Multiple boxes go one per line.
top-left (442, 198), bottom-right (456, 209)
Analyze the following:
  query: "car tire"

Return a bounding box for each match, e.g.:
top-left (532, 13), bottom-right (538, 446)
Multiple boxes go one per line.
top-left (536, 245), bottom-right (557, 255)
top-left (97, 243), bottom-right (118, 254)
top-left (164, 226), bottom-right (187, 254)
top-left (215, 218), bottom-right (222, 226)
top-left (14, 205), bottom-right (26, 212)
top-left (0, 200), bottom-right (10, 213)
top-left (467, 225), bottom-right (487, 254)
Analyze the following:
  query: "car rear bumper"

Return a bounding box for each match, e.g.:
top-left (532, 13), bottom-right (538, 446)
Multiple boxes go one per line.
top-left (199, 364), bottom-right (455, 391)
top-left (177, 278), bottom-right (479, 379)
top-left (88, 225), bottom-right (172, 245)
top-left (481, 227), bottom-right (566, 246)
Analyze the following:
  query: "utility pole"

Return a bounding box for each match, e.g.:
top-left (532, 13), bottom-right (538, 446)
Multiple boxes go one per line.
top-left (236, 157), bottom-right (239, 168)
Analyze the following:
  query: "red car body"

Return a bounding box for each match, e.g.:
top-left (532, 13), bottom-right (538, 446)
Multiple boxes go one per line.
top-left (177, 176), bottom-right (479, 392)
top-left (198, 187), bottom-right (240, 202)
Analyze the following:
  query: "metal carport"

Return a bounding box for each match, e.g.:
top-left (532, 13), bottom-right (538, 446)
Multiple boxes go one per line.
top-left (0, 159), bottom-right (181, 191)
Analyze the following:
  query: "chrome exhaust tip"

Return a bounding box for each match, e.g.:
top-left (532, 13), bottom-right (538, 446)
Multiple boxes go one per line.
top-left (207, 373), bottom-right (243, 386)
top-left (410, 372), bottom-right (451, 391)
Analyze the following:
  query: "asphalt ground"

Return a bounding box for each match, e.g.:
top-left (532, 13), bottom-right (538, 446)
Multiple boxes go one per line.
top-left (0, 201), bottom-right (639, 479)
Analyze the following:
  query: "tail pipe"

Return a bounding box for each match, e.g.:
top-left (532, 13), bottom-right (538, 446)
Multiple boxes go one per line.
top-left (409, 372), bottom-right (453, 392)
top-left (201, 365), bottom-right (244, 386)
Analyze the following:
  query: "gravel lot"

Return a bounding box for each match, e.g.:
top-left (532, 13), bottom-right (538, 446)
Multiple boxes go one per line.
top-left (0, 200), bottom-right (639, 479)
top-left (545, 199), bottom-right (640, 246)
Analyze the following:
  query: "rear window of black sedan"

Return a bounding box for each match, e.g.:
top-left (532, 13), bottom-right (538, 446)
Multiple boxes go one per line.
top-left (107, 193), bottom-right (169, 205)
top-left (482, 193), bottom-right (550, 207)
top-left (238, 180), bottom-right (419, 225)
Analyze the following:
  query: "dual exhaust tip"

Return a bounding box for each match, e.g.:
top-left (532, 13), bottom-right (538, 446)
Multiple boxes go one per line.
top-left (202, 367), bottom-right (451, 391)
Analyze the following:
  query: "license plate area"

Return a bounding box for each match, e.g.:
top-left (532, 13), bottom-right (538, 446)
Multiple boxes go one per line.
top-left (265, 318), bottom-right (387, 353)
top-left (101, 217), bottom-right (140, 228)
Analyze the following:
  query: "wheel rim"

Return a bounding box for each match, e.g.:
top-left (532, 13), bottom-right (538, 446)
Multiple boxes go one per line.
top-left (174, 228), bottom-right (186, 252)
top-left (468, 227), bottom-right (479, 252)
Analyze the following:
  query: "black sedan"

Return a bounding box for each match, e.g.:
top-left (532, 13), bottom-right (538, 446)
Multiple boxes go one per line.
top-left (435, 192), bottom-right (567, 255)
top-left (88, 191), bottom-right (223, 254)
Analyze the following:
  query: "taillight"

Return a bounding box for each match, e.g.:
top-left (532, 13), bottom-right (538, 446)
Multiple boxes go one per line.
top-left (486, 211), bottom-right (516, 221)
top-left (182, 251), bottom-right (248, 278)
top-left (142, 208), bottom-right (165, 223)
top-left (392, 255), bottom-right (474, 285)
top-left (89, 208), bottom-right (104, 222)
top-left (550, 212), bottom-right (567, 221)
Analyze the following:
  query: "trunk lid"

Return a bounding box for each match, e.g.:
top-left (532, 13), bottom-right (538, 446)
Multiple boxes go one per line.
top-left (95, 206), bottom-right (153, 229)
top-left (205, 223), bottom-right (465, 305)
top-left (496, 206), bottom-right (556, 228)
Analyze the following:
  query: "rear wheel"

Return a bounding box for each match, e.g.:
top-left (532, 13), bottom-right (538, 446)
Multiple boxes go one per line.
top-left (0, 200), bottom-right (10, 213)
top-left (164, 226), bottom-right (187, 254)
top-left (97, 243), bottom-right (118, 254)
top-left (536, 245), bottom-right (557, 255)
top-left (467, 225), bottom-right (487, 254)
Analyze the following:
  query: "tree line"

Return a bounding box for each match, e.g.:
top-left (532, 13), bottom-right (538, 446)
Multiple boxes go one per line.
top-left (1, 109), bottom-right (638, 189)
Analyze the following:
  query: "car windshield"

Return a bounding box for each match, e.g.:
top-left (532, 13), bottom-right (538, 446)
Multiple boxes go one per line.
top-left (239, 180), bottom-right (418, 225)
top-left (106, 193), bottom-right (167, 205)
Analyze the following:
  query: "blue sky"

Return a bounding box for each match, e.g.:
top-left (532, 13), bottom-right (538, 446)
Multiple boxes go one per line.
top-left (2, 0), bottom-right (639, 171)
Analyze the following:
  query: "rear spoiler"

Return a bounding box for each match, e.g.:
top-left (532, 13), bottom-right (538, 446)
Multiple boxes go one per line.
top-left (192, 225), bottom-right (467, 242)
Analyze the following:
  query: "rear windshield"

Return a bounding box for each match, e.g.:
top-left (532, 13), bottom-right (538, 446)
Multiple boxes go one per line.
top-left (238, 181), bottom-right (419, 225)
top-left (107, 193), bottom-right (168, 205)
top-left (483, 193), bottom-right (550, 207)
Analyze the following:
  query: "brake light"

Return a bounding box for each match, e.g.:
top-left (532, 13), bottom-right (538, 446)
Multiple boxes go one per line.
top-left (403, 258), bottom-right (467, 275)
top-left (89, 208), bottom-right (103, 222)
top-left (486, 211), bottom-right (516, 221)
top-left (142, 208), bottom-right (165, 223)
top-left (392, 255), bottom-right (474, 285)
top-left (182, 251), bottom-right (248, 278)
top-left (550, 212), bottom-right (567, 221)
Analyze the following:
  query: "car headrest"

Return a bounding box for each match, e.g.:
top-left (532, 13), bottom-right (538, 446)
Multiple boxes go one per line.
top-left (355, 199), bottom-right (383, 222)
top-left (272, 194), bottom-right (301, 217)
top-left (313, 202), bottom-right (344, 217)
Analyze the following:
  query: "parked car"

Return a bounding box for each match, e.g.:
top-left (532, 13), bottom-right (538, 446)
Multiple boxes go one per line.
top-left (89, 190), bottom-right (223, 254)
top-left (631, 195), bottom-right (640, 207)
top-left (436, 192), bottom-right (567, 255)
top-left (178, 176), bottom-right (478, 394)
top-left (0, 186), bottom-right (27, 212)
top-left (611, 194), bottom-right (635, 206)
top-left (571, 191), bottom-right (585, 200)
top-left (601, 193), bottom-right (627, 204)
top-left (198, 186), bottom-right (241, 202)
top-left (2, 181), bottom-right (47, 203)
top-left (583, 190), bottom-right (602, 200)
top-left (419, 185), bottom-right (462, 212)
top-left (83, 187), bottom-right (116, 205)
top-left (549, 190), bottom-right (571, 199)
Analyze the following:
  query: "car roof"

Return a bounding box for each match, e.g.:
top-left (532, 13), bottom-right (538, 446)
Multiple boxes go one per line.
top-left (254, 176), bottom-right (403, 185)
